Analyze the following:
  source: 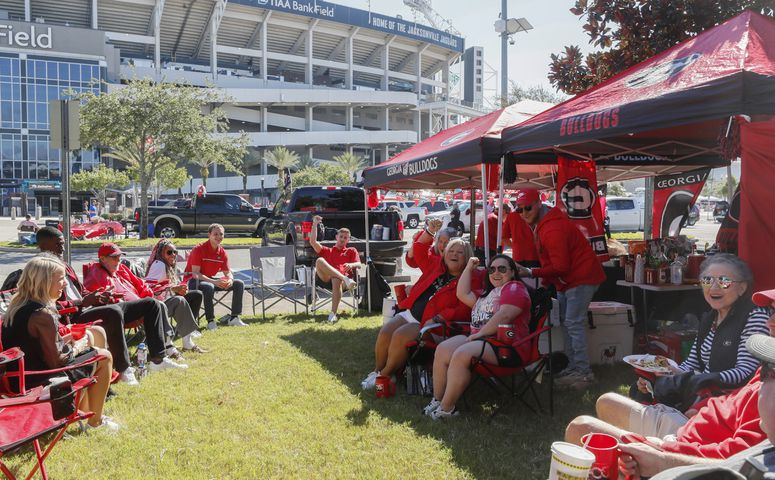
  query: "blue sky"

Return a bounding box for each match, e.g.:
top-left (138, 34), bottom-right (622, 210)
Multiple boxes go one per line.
top-left (336, 0), bottom-right (593, 94)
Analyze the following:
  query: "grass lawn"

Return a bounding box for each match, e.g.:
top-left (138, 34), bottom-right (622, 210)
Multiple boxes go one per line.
top-left (5, 313), bottom-right (633, 479)
top-left (0, 237), bottom-right (263, 249)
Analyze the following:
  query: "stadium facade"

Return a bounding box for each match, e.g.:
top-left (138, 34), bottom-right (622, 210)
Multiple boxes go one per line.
top-left (0, 0), bottom-right (484, 214)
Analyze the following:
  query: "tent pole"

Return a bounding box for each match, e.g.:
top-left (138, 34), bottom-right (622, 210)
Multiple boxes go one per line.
top-left (481, 163), bottom-right (490, 266)
top-left (469, 185), bottom-right (475, 241)
top-left (497, 156), bottom-right (505, 252)
top-left (644, 177), bottom-right (654, 240)
top-left (364, 189), bottom-right (371, 313)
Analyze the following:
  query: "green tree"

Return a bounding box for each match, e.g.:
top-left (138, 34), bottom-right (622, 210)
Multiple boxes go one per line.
top-left (719, 175), bottom-right (738, 200)
top-left (70, 164), bottom-right (131, 211)
top-left (71, 79), bottom-right (247, 238)
top-left (264, 147), bottom-right (299, 191)
top-left (225, 147), bottom-right (263, 193)
top-left (606, 182), bottom-right (627, 196)
top-left (152, 163), bottom-right (191, 199)
top-left (506, 82), bottom-right (566, 105)
top-left (296, 154), bottom-right (319, 171)
top-left (549, 1), bottom-right (774, 95)
top-left (333, 152), bottom-right (365, 180)
top-left (292, 164), bottom-right (352, 187)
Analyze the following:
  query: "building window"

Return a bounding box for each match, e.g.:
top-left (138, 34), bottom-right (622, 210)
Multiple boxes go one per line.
top-left (476, 60), bottom-right (482, 66)
top-left (476, 86), bottom-right (482, 92)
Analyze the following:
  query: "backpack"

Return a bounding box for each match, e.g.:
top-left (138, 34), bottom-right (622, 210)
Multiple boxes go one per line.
top-left (359, 260), bottom-right (391, 311)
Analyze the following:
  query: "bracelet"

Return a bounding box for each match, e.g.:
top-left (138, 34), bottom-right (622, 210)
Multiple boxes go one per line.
top-left (424, 228), bottom-right (436, 237)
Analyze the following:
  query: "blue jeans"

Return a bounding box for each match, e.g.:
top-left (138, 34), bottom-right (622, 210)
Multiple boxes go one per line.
top-left (189, 279), bottom-right (244, 321)
top-left (558, 284), bottom-right (599, 375)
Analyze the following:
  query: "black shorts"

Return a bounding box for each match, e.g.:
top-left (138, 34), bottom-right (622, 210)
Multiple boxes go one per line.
top-left (480, 338), bottom-right (523, 368)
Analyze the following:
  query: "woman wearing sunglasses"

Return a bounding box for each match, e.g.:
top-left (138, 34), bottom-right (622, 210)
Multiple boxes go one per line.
top-left (424, 254), bottom-right (531, 419)
top-left (146, 239), bottom-right (208, 354)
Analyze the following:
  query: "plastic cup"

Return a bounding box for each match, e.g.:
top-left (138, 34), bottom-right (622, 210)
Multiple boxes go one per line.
top-left (375, 375), bottom-right (395, 398)
top-left (394, 284), bottom-right (407, 303)
top-left (581, 433), bottom-right (621, 480)
top-left (548, 441), bottom-right (595, 480)
top-left (70, 324), bottom-right (87, 341)
top-left (382, 298), bottom-right (397, 325)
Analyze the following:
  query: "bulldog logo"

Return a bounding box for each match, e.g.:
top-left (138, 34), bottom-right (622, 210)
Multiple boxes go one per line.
top-left (402, 162), bottom-right (409, 176)
top-left (560, 177), bottom-right (596, 219)
top-left (440, 129), bottom-right (475, 147)
top-left (626, 53), bottom-right (701, 89)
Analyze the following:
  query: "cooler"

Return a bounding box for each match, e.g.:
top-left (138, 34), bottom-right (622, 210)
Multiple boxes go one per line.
top-left (586, 301), bottom-right (635, 365)
top-left (539, 298), bottom-right (564, 354)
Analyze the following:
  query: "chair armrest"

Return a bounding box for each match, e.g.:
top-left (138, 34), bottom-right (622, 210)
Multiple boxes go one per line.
top-left (510, 325), bottom-right (551, 349)
top-left (419, 322), bottom-right (443, 336)
top-left (6, 353), bottom-right (105, 379)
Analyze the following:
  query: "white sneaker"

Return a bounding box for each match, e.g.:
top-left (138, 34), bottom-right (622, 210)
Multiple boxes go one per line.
top-left (148, 357), bottom-right (189, 372)
top-left (327, 313), bottom-right (338, 323)
top-left (555, 371), bottom-right (595, 389)
top-left (207, 321), bottom-right (218, 331)
top-left (190, 330), bottom-right (203, 338)
top-left (423, 398), bottom-right (441, 416)
top-left (84, 416), bottom-right (121, 433)
top-left (361, 371), bottom-right (379, 390)
top-left (343, 277), bottom-right (356, 291)
top-left (227, 316), bottom-right (247, 327)
top-left (119, 368), bottom-right (139, 386)
top-left (430, 407), bottom-right (459, 420)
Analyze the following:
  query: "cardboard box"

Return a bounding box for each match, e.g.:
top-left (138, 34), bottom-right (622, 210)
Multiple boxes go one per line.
top-left (586, 301), bottom-right (635, 365)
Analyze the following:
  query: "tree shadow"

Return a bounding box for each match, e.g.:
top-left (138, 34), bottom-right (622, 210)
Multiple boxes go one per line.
top-left (282, 326), bottom-right (632, 479)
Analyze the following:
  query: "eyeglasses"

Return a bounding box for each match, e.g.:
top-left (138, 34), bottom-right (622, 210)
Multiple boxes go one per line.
top-left (516, 205), bottom-right (533, 213)
top-left (700, 275), bottom-right (738, 289)
top-left (165, 249), bottom-right (178, 256)
top-left (762, 362), bottom-right (775, 382)
top-left (487, 265), bottom-right (510, 274)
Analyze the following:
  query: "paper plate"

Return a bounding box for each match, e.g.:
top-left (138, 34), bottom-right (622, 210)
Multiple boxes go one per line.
top-left (623, 354), bottom-right (678, 374)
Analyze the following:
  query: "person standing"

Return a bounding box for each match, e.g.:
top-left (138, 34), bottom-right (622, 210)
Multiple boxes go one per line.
top-left (309, 215), bottom-right (361, 323)
top-left (184, 223), bottom-right (245, 329)
top-left (513, 188), bottom-right (605, 389)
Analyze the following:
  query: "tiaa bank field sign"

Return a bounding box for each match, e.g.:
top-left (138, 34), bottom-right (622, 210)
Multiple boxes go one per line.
top-left (0, 20), bottom-right (108, 57)
top-left (0, 23), bottom-right (52, 49)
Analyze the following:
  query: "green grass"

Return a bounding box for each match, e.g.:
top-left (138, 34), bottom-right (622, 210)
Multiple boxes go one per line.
top-left (611, 232), bottom-right (645, 241)
top-left (4, 313), bottom-right (632, 479)
top-left (0, 237), bottom-right (263, 249)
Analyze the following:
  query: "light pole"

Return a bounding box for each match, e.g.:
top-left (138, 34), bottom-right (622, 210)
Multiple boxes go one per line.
top-left (260, 176), bottom-right (265, 206)
top-left (494, 5), bottom-right (533, 107)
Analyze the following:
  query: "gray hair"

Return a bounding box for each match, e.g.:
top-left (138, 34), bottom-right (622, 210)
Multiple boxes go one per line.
top-left (700, 253), bottom-right (754, 296)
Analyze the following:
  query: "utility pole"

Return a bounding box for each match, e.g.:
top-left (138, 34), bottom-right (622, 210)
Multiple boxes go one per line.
top-left (501, 0), bottom-right (508, 107)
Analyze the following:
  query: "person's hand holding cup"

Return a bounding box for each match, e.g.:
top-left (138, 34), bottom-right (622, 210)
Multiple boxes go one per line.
top-left (427, 218), bottom-right (442, 234)
top-left (171, 284), bottom-right (188, 296)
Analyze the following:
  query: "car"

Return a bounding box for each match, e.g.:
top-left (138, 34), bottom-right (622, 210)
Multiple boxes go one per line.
top-left (418, 201), bottom-right (450, 213)
top-left (713, 200), bottom-right (730, 223)
top-left (379, 200), bottom-right (427, 229)
top-left (70, 218), bottom-right (125, 240)
top-left (606, 196), bottom-right (644, 232)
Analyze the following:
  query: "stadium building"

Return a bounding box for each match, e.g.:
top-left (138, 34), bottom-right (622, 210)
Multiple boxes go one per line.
top-left (0, 0), bottom-right (484, 214)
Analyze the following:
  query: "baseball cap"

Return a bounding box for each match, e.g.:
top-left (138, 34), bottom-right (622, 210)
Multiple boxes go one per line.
top-left (746, 334), bottom-right (775, 365)
top-left (753, 289), bottom-right (775, 307)
top-left (98, 242), bottom-right (125, 257)
top-left (515, 188), bottom-right (540, 208)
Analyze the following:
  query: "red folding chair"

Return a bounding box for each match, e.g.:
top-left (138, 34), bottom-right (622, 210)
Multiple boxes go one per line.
top-left (466, 287), bottom-right (555, 417)
top-left (0, 348), bottom-right (95, 480)
top-left (82, 262), bottom-right (146, 346)
top-left (404, 321), bottom-right (471, 395)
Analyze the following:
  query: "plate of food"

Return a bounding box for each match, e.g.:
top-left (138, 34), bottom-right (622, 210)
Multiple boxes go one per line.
top-left (623, 354), bottom-right (679, 374)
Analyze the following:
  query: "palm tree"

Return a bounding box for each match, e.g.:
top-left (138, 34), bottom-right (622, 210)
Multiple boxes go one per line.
top-left (333, 152), bottom-right (366, 180)
top-left (188, 157), bottom-right (218, 188)
top-left (296, 154), bottom-right (319, 171)
top-left (226, 148), bottom-right (263, 193)
top-left (264, 146), bottom-right (300, 191)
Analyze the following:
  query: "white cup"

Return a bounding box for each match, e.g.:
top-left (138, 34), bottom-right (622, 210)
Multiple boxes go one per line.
top-left (548, 442), bottom-right (595, 480)
top-left (381, 298), bottom-right (397, 325)
top-left (382, 226), bottom-right (390, 240)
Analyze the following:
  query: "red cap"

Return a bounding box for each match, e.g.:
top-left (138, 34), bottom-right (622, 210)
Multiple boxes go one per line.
top-left (515, 188), bottom-right (540, 208)
top-left (98, 242), bottom-right (125, 257)
top-left (753, 289), bottom-right (775, 307)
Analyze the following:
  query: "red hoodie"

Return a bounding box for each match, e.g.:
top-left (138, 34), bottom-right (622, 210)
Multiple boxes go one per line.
top-left (503, 212), bottom-right (539, 263)
top-left (83, 262), bottom-right (154, 299)
top-left (531, 207), bottom-right (605, 291)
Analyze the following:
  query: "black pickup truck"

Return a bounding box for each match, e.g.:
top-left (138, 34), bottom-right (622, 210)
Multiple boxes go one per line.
top-left (261, 186), bottom-right (406, 277)
top-left (133, 193), bottom-right (263, 238)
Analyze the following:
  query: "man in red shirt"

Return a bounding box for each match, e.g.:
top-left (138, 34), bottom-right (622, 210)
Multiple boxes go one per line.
top-left (513, 188), bottom-right (606, 389)
top-left (474, 205), bottom-right (508, 263)
top-left (185, 223), bottom-right (245, 330)
top-left (502, 205), bottom-right (539, 267)
top-left (310, 215), bottom-right (361, 323)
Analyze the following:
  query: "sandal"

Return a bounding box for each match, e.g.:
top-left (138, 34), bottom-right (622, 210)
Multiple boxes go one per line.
top-left (182, 345), bottom-right (209, 354)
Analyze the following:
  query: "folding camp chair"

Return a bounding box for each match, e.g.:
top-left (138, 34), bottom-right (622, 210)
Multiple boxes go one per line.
top-left (0, 348), bottom-right (95, 480)
top-left (306, 261), bottom-right (363, 315)
top-left (249, 246), bottom-right (308, 321)
top-left (404, 321), bottom-right (471, 396)
top-left (465, 287), bottom-right (555, 417)
top-left (82, 263), bottom-right (146, 346)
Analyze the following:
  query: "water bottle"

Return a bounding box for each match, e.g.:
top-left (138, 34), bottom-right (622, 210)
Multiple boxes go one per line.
top-left (405, 366), bottom-right (416, 395)
top-left (136, 343), bottom-right (148, 378)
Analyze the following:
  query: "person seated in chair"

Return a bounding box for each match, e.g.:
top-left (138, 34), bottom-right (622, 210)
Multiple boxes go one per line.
top-left (17, 214), bottom-right (39, 233)
top-left (309, 215), bottom-right (361, 324)
top-left (145, 239), bottom-right (208, 354)
top-left (184, 223), bottom-right (245, 330)
top-left (35, 228), bottom-right (176, 385)
top-left (83, 242), bottom-right (188, 371)
top-left (424, 254), bottom-right (531, 419)
top-left (1, 255), bottom-right (119, 431)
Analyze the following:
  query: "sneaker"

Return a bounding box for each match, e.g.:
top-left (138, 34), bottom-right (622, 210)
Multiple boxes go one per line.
top-left (327, 313), bottom-right (338, 323)
top-left (207, 321), bottom-right (218, 331)
top-left (555, 371), bottom-right (595, 389)
top-left (554, 367), bottom-right (576, 379)
top-left (190, 330), bottom-right (203, 338)
top-left (165, 346), bottom-right (185, 361)
top-left (119, 368), bottom-right (139, 386)
top-left (83, 416), bottom-right (121, 433)
top-left (227, 316), bottom-right (247, 327)
top-left (182, 345), bottom-right (209, 354)
top-left (148, 357), bottom-right (189, 373)
top-left (430, 407), bottom-right (459, 420)
top-left (343, 277), bottom-right (356, 291)
top-left (361, 371), bottom-right (379, 390)
top-left (423, 398), bottom-right (441, 416)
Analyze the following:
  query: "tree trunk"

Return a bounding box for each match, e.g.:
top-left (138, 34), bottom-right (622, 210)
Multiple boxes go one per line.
top-left (243, 174), bottom-right (248, 194)
top-left (140, 170), bottom-right (149, 240)
top-left (201, 167), bottom-right (208, 188)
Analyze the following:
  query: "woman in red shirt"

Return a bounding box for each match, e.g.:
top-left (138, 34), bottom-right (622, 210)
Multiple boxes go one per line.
top-left (425, 254), bottom-right (531, 419)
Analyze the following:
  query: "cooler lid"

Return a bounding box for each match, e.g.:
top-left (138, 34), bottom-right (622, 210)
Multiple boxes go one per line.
top-left (589, 301), bottom-right (634, 315)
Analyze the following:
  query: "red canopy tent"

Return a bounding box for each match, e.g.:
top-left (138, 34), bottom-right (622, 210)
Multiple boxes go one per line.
top-left (500, 10), bottom-right (775, 289)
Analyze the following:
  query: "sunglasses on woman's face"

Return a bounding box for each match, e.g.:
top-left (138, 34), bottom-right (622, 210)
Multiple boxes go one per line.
top-left (487, 265), bottom-right (510, 274)
top-left (165, 249), bottom-right (178, 257)
top-left (700, 275), bottom-right (737, 289)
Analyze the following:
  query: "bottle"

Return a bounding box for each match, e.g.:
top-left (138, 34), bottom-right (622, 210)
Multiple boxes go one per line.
top-left (136, 342), bottom-right (148, 378)
top-left (405, 365), bottom-right (416, 395)
top-left (670, 255), bottom-right (683, 285)
top-left (634, 254), bottom-right (645, 284)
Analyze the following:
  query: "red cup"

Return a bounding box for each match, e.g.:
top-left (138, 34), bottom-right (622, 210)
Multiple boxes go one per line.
top-left (394, 285), bottom-right (407, 303)
top-left (496, 324), bottom-right (516, 344)
top-left (581, 433), bottom-right (621, 480)
top-left (70, 324), bottom-right (88, 341)
top-left (375, 375), bottom-right (395, 398)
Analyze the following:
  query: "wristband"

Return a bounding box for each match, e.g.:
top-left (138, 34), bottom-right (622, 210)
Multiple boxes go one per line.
top-left (424, 228), bottom-right (436, 237)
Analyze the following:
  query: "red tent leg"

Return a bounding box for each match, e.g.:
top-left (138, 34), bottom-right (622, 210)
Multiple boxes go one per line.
top-left (1, 461), bottom-right (18, 480)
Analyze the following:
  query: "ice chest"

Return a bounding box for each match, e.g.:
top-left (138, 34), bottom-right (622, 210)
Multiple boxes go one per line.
top-left (586, 301), bottom-right (635, 365)
top-left (539, 297), bottom-right (564, 354)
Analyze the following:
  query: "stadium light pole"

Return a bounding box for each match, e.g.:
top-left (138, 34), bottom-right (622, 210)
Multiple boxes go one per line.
top-left (495, 3), bottom-right (533, 107)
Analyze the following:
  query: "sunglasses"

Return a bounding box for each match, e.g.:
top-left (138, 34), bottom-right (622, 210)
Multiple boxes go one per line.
top-left (700, 275), bottom-right (738, 289)
top-left (487, 265), bottom-right (511, 274)
top-left (762, 362), bottom-right (775, 382)
top-left (165, 249), bottom-right (178, 256)
top-left (516, 205), bottom-right (533, 213)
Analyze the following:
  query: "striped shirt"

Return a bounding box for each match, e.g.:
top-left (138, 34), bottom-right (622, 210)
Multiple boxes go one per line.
top-left (678, 307), bottom-right (770, 386)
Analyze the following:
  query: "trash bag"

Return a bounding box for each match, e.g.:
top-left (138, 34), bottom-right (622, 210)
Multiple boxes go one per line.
top-left (359, 259), bottom-right (391, 312)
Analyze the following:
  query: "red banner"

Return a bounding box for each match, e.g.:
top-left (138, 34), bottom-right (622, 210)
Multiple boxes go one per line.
top-left (651, 168), bottom-right (709, 239)
top-left (555, 156), bottom-right (608, 261)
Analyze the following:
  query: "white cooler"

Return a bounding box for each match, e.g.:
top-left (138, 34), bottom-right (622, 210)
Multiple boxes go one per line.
top-left (539, 298), bottom-right (564, 354)
top-left (586, 301), bottom-right (635, 365)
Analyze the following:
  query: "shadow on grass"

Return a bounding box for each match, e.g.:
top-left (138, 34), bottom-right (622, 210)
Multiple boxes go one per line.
top-left (282, 325), bottom-right (634, 479)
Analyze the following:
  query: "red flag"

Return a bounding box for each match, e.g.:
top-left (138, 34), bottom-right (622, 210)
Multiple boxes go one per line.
top-left (651, 168), bottom-right (709, 239)
top-left (367, 189), bottom-right (380, 209)
top-left (555, 156), bottom-right (608, 261)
